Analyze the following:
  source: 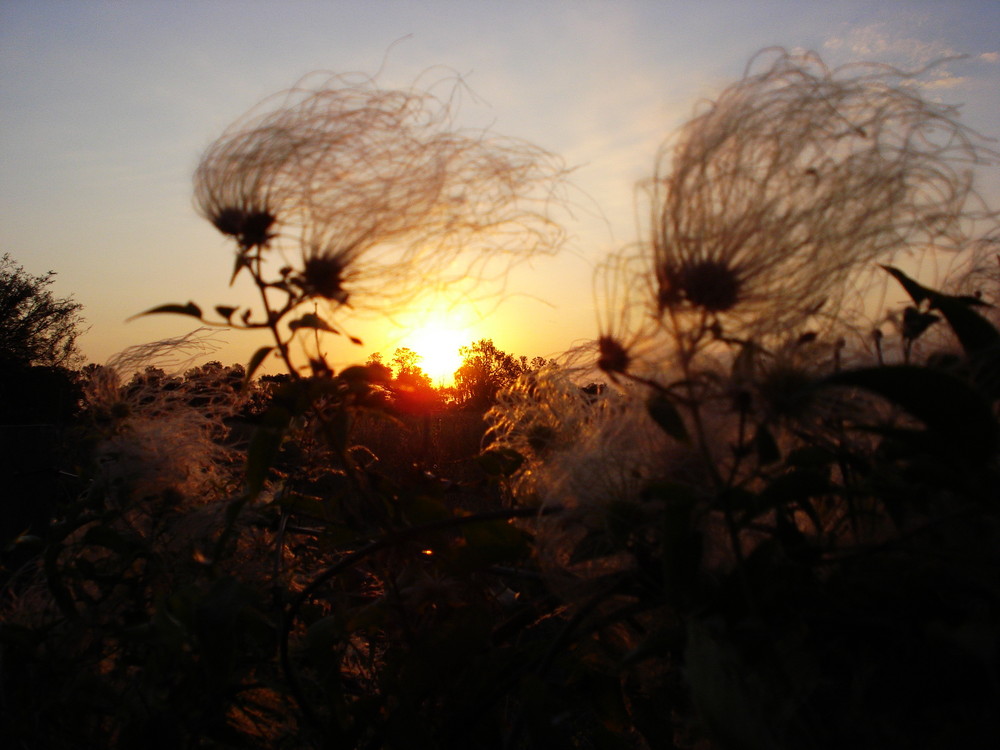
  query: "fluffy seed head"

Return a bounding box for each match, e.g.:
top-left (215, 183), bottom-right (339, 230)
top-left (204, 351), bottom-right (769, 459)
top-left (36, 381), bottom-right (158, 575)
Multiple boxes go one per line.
top-left (195, 71), bottom-right (569, 314)
top-left (658, 259), bottom-right (743, 313)
top-left (596, 335), bottom-right (631, 376)
top-left (646, 48), bottom-right (997, 341)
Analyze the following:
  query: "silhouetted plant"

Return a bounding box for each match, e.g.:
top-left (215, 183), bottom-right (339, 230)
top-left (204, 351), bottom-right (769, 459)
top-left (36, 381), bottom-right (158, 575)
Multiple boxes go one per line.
top-left (488, 49), bottom-right (1000, 750)
top-left (5, 50), bottom-right (1000, 750)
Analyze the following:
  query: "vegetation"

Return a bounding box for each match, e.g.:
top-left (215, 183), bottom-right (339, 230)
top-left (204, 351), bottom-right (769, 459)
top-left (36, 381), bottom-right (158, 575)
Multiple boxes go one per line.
top-left (0, 253), bottom-right (86, 425)
top-left (2, 50), bottom-right (1000, 749)
top-left (0, 253), bottom-right (85, 371)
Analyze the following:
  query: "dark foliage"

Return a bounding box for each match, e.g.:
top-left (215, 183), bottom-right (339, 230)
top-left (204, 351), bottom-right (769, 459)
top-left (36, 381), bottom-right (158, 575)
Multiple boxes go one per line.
top-left (0, 253), bottom-right (85, 371)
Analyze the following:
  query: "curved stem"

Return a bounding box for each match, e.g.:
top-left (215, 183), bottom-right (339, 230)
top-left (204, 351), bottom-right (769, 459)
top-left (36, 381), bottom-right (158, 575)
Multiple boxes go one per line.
top-left (247, 247), bottom-right (300, 378)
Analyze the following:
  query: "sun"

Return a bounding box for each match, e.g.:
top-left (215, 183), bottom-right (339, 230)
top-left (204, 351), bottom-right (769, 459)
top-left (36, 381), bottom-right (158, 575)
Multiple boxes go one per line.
top-left (409, 324), bottom-right (466, 385)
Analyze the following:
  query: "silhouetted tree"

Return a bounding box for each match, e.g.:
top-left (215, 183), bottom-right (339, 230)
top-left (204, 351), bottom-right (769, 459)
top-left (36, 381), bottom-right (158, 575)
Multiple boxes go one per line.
top-left (365, 352), bottom-right (393, 383)
top-left (454, 339), bottom-right (524, 408)
top-left (0, 253), bottom-right (85, 370)
top-left (389, 347), bottom-right (429, 385)
top-left (1, 254), bottom-right (86, 424)
top-left (388, 347), bottom-right (439, 413)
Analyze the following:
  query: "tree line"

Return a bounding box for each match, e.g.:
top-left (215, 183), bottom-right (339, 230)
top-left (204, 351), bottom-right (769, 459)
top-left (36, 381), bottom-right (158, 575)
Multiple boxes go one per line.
top-left (0, 252), bottom-right (556, 425)
top-left (367, 340), bottom-right (553, 413)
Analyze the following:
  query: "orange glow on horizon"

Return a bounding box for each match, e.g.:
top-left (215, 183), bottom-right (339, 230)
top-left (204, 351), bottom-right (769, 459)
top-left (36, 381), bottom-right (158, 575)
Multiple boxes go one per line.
top-left (408, 323), bottom-right (467, 386)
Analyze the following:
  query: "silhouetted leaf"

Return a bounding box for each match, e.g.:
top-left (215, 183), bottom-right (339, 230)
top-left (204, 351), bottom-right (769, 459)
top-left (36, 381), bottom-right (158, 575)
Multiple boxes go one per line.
top-left (82, 525), bottom-right (142, 555)
top-left (758, 468), bottom-right (831, 508)
top-left (882, 265), bottom-right (935, 306)
top-left (455, 519), bottom-right (531, 568)
top-left (288, 312), bottom-right (337, 333)
top-left (825, 365), bottom-right (997, 462)
top-left (901, 306), bottom-right (939, 341)
top-left (569, 529), bottom-right (616, 564)
top-left (132, 301), bottom-right (203, 320)
top-left (786, 446), bottom-right (836, 469)
top-left (245, 404), bottom-right (292, 498)
top-left (478, 447), bottom-right (525, 477)
top-left (934, 295), bottom-right (1000, 356)
top-left (215, 305), bottom-right (237, 322)
top-left (754, 425), bottom-right (781, 465)
top-left (230, 253), bottom-right (251, 285)
top-left (647, 393), bottom-right (689, 442)
top-left (883, 264), bottom-right (998, 355)
top-left (245, 346), bottom-right (274, 382)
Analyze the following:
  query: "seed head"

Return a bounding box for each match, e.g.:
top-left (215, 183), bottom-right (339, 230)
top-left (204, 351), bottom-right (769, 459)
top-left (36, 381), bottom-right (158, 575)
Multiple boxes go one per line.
top-left (211, 208), bottom-right (277, 250)
top-left (597, 335), bottom-right (631, 376)
top-left (658, 259), bottom-right (743, 314)
top-left (645, 48), bottom-right (997, 341)
top-left (297, 253), bottom-right (349, 304)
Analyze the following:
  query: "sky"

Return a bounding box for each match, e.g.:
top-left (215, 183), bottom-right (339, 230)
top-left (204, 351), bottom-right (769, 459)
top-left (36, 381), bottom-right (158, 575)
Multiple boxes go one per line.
top-left (2, 0), bottom-right (999, 379)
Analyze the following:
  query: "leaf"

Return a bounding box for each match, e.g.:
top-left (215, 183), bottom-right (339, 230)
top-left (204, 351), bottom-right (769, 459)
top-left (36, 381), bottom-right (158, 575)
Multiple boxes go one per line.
top-left (753, 425), bottom-right (781, 465)
top-left (881, 265), bottom-right (935, 306)
top-left (901, 306), bottom-right (939, 341)
top-left (215, 305), bottom-right (237, 322)
top-left (824, 365), bottom-right (998, 462)
top-left (647, 392), bottom-right (689, 442)
top-left (758, 468), bottom-right (831, 508)
top-left (131, 301), bottom-right (202, 320)
top-left (786, 446), bottom-right (836, 469)
top-left (288, 312), bottom-right (337, 333)
top-left (82, 525), bottom-right (141, 555)
top-left (569, 529), bottom-right (616, 564)
top-left (882, 265), bottom-right (998, 356)
top-left (230, 253), bottom-right (251, 285)
top-left (933, 295), bottom-right (1000, 357)
top-left (478, 447), bottom-right (525, 477)
top-left (245, 346), bottom-right (274, 382)
top-left (454, 518), bottom-right (531, 568)
top-left (245, 404), bottom-right (293, 498)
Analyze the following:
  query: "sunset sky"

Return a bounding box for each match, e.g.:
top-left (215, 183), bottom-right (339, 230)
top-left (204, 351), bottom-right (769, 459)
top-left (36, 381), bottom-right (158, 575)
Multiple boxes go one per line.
top-left (3, 1), bottom-right (999, 379)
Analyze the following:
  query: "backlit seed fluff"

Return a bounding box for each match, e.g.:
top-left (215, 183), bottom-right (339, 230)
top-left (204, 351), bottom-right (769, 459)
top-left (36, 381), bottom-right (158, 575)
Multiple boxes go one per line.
top-left (647, 48), bottom-right (995, 340)
top-left (195, 72), bottom-right (569, 311)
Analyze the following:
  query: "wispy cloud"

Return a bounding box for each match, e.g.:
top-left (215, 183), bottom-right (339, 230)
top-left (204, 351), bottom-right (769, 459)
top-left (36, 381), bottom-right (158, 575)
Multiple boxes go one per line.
top-left (823, 22), bottom-right (998, 91)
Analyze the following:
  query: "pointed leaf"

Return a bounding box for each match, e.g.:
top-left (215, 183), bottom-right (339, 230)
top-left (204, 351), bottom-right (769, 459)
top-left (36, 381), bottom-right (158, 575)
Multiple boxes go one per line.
top-left (215, 305), bottom-right (237, 322)
top-left (933, 295), bottom-right (1000, 356)
top-left (478, 447), bottom-right (525, 477)
top-left (882, 265), bottom-right (935, 306)
top-left (647, 393), bottom-right (689, 442)
top-left (883, 265), bottom-right (997, 355)
top-left (824, 365), bottom-right (997, 462)
top-left (245, 346), bottom-right (274, 382)
top-left (288, 312), bottom-right (337, 333)
top-left (753, 425), bottom-right (781, 466)
top-left (245, 405), bottom-right (292, 498)
top-left (131, 302), bottom-right (203, 320)
top-left (230, 254), bottom-right (251, 285)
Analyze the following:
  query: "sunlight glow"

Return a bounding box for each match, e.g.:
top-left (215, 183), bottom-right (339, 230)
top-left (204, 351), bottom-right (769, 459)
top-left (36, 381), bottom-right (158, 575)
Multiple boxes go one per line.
top-left (409, 323), bottom-right (466, 385)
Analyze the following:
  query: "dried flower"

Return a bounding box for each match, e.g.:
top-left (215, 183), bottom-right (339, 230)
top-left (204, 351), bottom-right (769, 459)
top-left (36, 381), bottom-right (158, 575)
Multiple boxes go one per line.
top-left (646, 48), bottom-right (996, 341)
top-left (587, 252), bottom-right (664, 381)
top-left (196, 72), bottom-right (568, 314)
top-left (194, 120), bottom-right (312, 250)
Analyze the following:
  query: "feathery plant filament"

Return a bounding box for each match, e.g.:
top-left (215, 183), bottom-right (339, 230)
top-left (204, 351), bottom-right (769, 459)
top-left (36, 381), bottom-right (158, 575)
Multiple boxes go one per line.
top-left (189, 70), bottom-right (568, 377)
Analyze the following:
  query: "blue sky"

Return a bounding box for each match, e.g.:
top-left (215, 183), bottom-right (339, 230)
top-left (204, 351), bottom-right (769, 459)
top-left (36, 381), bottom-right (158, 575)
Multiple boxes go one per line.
top-left (2, 0), bottom-right (999, 373)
